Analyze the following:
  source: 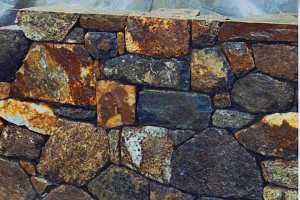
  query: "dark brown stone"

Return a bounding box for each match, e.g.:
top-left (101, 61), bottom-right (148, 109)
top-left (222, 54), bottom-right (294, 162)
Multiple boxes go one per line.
top-left (19, 160), bottom-right (36, 176)
top-left (53, 105), bottom-right (96, 121)
top-left (0, 82), bottom-right (10, 99)
top-left (192, 19), bottom-right (221, 47)
top-left (44, 185), bottom-right (93, 200)
top-left (263, 185), bottom-right (297, 200)
top-left (150, 182), bottom-right (194, 200)
top-left (253, 44), bottom-right (298, 81)
top-left (0, 125), bottom-right (46, 159)
top-left (126, 16), bottom-right (190, 58)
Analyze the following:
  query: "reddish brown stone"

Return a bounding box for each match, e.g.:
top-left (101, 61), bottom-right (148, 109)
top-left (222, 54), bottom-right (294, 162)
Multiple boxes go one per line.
top-left (150, 182), bottom-right (194, 200)
top-left (97, 80), bottom-right (136, 129)
top-left (253, 44), bottom-right (298, 81)
top-left (12, 43), bottom-right (99, 106)
top-left (192, 19), bottom-right (221, 47)
top-left (222, 42), bottom-right (255, 77)
top-left (219, 21), bottom-right (297, 42)
top-left (0, 82), bottom-right (10, 100)
top-left (31, 176), bottom-right (50, 195)
top-left (19, 160), bottom-right (36, 176)
top-left (44, 185), bottom-right (93, 200)
top-left (38, 120), bottom-right (109, 185)
top-left (126, 16), bottom-right (190, 58)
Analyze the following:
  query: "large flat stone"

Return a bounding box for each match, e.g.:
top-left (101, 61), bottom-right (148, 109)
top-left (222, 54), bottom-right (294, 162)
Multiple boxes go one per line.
top-left (232, 73), bottom-right (294, 113)
top-left (137, 90), bottom-right (212, 130)
top-left (103, 54), bottom-right (190, 90)
top-left (12, 43), bottom-right (99, 106)
top-left (126, 16), bottom-right (190, 58)
top-left (235, 112), bottom-right (298, 159)
top-left (170, 128), bottom-right (263, 199)
top-left (44, 185), bottom-right (93, 200)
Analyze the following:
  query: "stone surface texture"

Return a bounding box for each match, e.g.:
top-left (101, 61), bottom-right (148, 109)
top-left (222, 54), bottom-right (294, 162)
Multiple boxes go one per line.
top-left (0, 82), bottom-right (10, 99)
top-left (150, 182), bottom-right (195, 200)
top-left (64, 27), bottom-right (85, 44)
top-left (44, 185), bottom-right (93, 200)
top-left (213, 93), bottom-right (231, 108)
top-left (53, 106), bottom-right (96, 121)
top-left (192, 19), bottom-right (221, 47)
top-left (19, 160), bottom-right (36, 176)
top-left (263, 186), bottom-right (297, 200)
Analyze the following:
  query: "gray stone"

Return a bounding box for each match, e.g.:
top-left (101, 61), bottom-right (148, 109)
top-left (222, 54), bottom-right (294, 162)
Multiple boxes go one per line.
top-left (168, 129), bottom-right (195, 147)
top-left (85, 32), bottom-right (118, 60)
top-left (103, 54), bottom-right (190, 90)
top-left (64, 27), bottom-right (85, 44)
top-left (137, 89), bottom-right (212, 130)
top-left (0, 25), bottom-right (29, 82)
top-left (0, 125), bottom-right (46, 159)
top-left (170, 128), bottom-right (263, 200)
top-left (150, 182), bottom-right (195, 200)
top-left (232, 73), bottom-right (294, 113)
top-left (212, 109), bottom-right (255, 129)
top-left (53, 106), bottom-right (96, 121)
top-left (88, 165), bottom-right (149, 200)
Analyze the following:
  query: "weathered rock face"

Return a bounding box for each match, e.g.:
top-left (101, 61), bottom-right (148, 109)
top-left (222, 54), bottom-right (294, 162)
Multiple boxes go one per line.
top-left (103, 54), bottom-right (190, 90)
top-left (150, 182), bottom-right (195, 200)
top-left (0, 158), bottom-right (36, 200)
top-left (88, 165), bottom-right (149, 200)
top-left (263, 186), bottom-right (298, 200)
top-left (232, 73), bottom-right (294, 113)
top-left (253, 44), bottom-right (298, 81)
top-left (0, 25), bottom-right (29, 82)
top-left (19, 160), bottom-right (36, 176)
top-left (213, 93), bottom-right (231, 108)
top-left (97, 80), bottom-right (136, 128)
top-left (16, 10), bottom-right (79, 41)
top-left (38, 120), bottom-right (109, 185)
top-left (262, 159), bottom-right (298, 189)
top-left (170, 128), bottom-right (263, 199)
top-left (64, 27), bottom-right (85, 44)
top-left (0, 99), bottom-right (58, 135)
top-left (138, 90), bottom-right (212, 130)
top-left (12, 43), bottom-right (99, 106)
top-left (191, 48), bottom-right (232, 93)
top-left (221, 42), bottom-right (255, 77)
top-left (235, 112), bottom-right (298, 159)
top-left (121, 126), bottom-right (173, 183)
top-left (85, 32), bottom-right (118, 60)
top-left (212, 109), bottom-right (255, 129)
top-left (219, 22), bottom-right (298, 42)
top-left (0, 82), bottom-right (10, 100)
top-left (44, 185), bottom-right (93, 200)
top-left (126, 16), bottom-right (190, 58)
top-left (53, 106), bottom-right (96, 121)
top-left (30, 176), bottom-right (50, 195)
top-left (0, 125), bottom-right (46, 159)
top-left (192, 19), bottom-right (221, 47)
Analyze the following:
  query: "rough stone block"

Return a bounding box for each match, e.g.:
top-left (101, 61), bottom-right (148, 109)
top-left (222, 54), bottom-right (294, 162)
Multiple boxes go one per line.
top-left (192, 19), bottom-right (221, 47)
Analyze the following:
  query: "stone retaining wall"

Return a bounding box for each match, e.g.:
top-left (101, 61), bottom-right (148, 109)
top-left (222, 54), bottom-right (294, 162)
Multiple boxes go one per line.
top-left (0, 6), bottom-right (298, 200)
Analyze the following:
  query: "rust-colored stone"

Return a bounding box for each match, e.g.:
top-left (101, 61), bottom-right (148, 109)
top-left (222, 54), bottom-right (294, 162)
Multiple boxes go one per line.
top-left (19, 160), bottom-right (36, 176)
top-left (30, 176), bottom-right (50, 195)
top-left (0, 82), bottom-right (10, 100)
top-left (38, 120), bottom-right (109, 186)
top-left (222, 42), bottom-right (255, 77)
top-left (12, 43), bottom-right (99, 106)
top-left (192, 19), bottom-right (221, 47)
top-left (235, 112), bottom-right (298, 159)
top-left (97, 80), bottom-right (136, 129)
top-left (253, 44), bottom-right (298, 81)
top-left (219, 21), bottom-right (298, 42)
top-left (117, 32), bottom-right (126, 55)
top-left (0, 99), bottom-right (58, 135)
top-left (126, 16), bottom-right (190, 58)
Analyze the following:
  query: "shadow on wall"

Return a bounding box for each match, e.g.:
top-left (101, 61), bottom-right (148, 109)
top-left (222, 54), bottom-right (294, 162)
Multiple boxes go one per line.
top-left (0, 0), bottom-right (298, 26)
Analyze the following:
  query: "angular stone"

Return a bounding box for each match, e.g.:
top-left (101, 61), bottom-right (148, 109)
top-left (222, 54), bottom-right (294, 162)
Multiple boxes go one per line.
top-left (150, 182), bottom-right (194, 200)
top-left (88, 165), bottom-right (149, 200)
top-left (261, 159), bottom-right (298, 189)
top-left (64, 27), bottom-right (84, 44)
top-left (30, 176), bottom-right (50, 195)
top-left (97, 80), bottom-right (136, 129)
top-left (0, 99), bottom-right (58, 135)
top-left (212, 109), bottom-right (255, 129)
top-left (253, 44), bottom-right (298, 81)
top-left (0, 25), bottom-right (29, 82)
top-left (121, 126), bottom-right (173, 183)
top-left (19, 160), bottom-right (36, 176)
top-left (109, 129), bottom-right (121, 164)
top-left (138, 90), bottom-right (212, 130)
top-left (191, 48), bottom-right (232, 93)
top-left (117, 32), bottom-right (126, 55)
top-left (235, 112), bottom-right (298, 159)
top-left (192, 19), bottom-right (221, 47)
top-left (263, 186), bottom-right (297, 200)
top-left (0, 158), bottom-right (36, 200)
top-left (53, 106), bottom-right (96, 121)
top-left (80, 13), bottom-right (127, 32)
top-left (38, 120), bottom-right (109, 185)
top-left (103, 54), bottom-right (190, 90)
top-left (171, 128), bottom-right (263, 199)
top-left (126, 16), bottom-right (190, 58)
top-left (213, 93), bottom-right (231, 108)
top-left (222, 42), bottom-right (255, 77)
top-left (85, 32), bottom-right (118, 60)
top-left (232, 73), bottom-right (294, 113)
top-left (0, 82), bottom-right (10, 99)
top-left (12, 43), bottom-right (99, 106)
top-left (16, 10), bottom-right (79, 41)
top-left (44, 185), bottom-right (93, 200)
top-left (219, 21), bottom-right (298, 42)
top-left (0, 125), bottom-right (46, 159)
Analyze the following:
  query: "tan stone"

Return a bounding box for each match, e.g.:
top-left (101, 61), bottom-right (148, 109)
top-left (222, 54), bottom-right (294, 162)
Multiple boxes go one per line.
top-left (213, 93), bottom-right (231, 108)
top-left (30, 176), bottom-right (50, 195)
top-left (0, 82), bottom-right (10, 100)
top-left (126, 16), bottom-right (190, 58)
top-left (263, 186), bottom-right (298, 200)
top-left (97, 80), bottom-right (136, 129)
top-left (12, 43), bottom-right (99, 106)
top-left (0, 99), bottom-right (58, 135)
top-left (117, 32), bottom-right (125, 55)
top-left (19, 160), bottom-right (36, 176)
